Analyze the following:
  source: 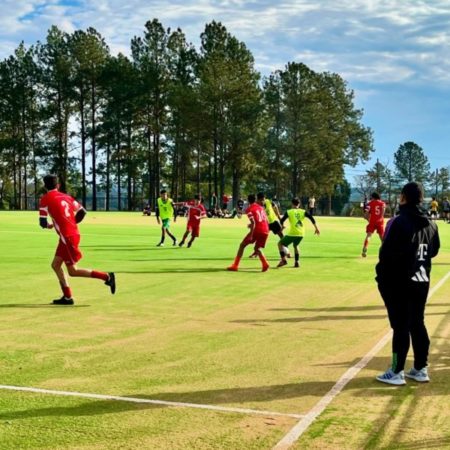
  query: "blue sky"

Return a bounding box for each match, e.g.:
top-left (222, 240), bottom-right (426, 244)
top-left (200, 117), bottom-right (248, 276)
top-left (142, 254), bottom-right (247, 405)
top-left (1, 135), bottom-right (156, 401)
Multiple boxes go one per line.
top-left (1, 0), bottom-right (449, 183)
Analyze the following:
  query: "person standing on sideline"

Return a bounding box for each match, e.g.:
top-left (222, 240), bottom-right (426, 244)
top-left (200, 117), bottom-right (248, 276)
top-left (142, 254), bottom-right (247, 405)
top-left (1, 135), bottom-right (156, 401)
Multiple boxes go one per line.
top-left (442, 196), bottom-right (450, 223)
top-left (429, 196), bottom-right (439, 220)
top-left (39, 174), bottom-right (116, 305)
top-left (375, 182), bottom-right (440, 385)
top-left (362, 192), bottom-right (385, 257)
top-left (227, 194), bottom-right (270, 272)
top-left (156, 189), bottom-right (177, 246)
top-left (308, 195), bottom-right (316, 216)
top-left (277, 197), bottom-right (320, 268)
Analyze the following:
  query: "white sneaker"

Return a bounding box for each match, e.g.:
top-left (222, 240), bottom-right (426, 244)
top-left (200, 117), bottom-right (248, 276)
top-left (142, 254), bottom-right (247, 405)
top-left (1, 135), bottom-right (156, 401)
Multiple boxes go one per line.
top-left (376, 368), bottom-right (406, 386)
top-left (405, 367), bottom-right (430, 382)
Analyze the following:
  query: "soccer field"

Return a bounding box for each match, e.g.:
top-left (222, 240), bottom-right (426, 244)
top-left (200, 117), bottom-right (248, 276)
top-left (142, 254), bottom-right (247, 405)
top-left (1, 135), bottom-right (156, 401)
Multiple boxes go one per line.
top-left (0, 212), bottom-right (449, 450)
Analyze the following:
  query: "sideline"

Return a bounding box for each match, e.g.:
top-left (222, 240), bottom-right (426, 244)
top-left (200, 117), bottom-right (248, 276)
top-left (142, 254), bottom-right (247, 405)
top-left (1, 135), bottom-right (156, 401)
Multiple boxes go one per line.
top-left (272, 270), bottom-right (450, 450)
top-left (0, 384), bottom-right (304, 419)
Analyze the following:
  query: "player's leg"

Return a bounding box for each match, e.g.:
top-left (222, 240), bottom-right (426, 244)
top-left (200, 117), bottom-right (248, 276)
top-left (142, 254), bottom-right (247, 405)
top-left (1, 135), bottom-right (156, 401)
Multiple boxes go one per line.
top-left (228, 237), bottom-right (250, 271)
top-left (164, 221), bottom-right (177, 245)
top-left (362, 230), bottom-right (373, 257)
top-left (157, 224), bottom-right (165, 246)
top-left (293, 243), bottom-right (300, 267)
top-left (179, 229), bottom-right (190, 247)
top-left (277, 236), bottom-right (290, 267)
top-left (187, 225), bottom-right (199, 248)
top-left (256, 234), bottom-right (269, 271)
top-left (66, 264), bottom-right (116, 295)
top-left (51, 255), bottom-right (73, 304)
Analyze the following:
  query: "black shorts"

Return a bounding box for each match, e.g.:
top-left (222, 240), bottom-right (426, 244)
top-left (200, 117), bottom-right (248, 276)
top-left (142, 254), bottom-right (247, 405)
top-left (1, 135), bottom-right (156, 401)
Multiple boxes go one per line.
top-left (269, 221), bottom-right (282, 235)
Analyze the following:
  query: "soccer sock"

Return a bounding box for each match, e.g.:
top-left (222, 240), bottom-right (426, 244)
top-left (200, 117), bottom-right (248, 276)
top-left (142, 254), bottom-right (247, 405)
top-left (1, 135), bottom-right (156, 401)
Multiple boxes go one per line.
top-left (363, 238), bottom-right (369, 249)
top-left (258, 253), bottom-right (268, 267)
top-left (233, 256), bottom-right (241, 267)
top-left (279, 250), bottom-right (286, 258)
top-left (91, 270), bottom-right (109, 281)
top-left (62, 285), bottom-right (72, 299)
top-left (295, 253), bottom-right (299, 263)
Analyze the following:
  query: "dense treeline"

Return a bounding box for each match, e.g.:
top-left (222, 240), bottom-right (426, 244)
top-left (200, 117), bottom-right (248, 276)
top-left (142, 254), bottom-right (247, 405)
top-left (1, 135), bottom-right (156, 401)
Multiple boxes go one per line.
top-left (0, 20), bottom-right (373, 211)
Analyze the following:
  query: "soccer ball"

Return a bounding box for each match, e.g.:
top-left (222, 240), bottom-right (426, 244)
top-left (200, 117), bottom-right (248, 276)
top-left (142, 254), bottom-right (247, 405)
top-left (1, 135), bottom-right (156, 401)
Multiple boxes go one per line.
top-left (282, 246), bottom-right (291, 257)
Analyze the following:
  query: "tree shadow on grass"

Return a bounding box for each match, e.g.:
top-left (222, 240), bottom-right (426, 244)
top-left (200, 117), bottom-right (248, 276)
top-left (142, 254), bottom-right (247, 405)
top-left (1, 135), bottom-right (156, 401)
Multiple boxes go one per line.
top-left (231, 311), bottom-right (447, 324)
top-left (269, 303), bottom-right (450, 313)
top-left (0, 304), bottom-right (90, 308)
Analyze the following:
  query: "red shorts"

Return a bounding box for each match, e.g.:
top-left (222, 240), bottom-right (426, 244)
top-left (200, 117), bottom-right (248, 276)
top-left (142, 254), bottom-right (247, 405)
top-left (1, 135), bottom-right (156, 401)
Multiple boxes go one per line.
top-left (366, 221), bottom-right (384, 237)
top-left (242, 231), bottom-right (269, 249)
top-left (187, 221), bottom-right (201, 238)
top-left (55, 234), bottom-right (82, 266)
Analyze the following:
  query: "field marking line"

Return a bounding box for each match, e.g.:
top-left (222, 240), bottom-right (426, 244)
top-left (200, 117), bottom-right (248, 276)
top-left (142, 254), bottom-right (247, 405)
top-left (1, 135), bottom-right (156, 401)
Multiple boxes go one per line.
top-left (273, 270), bottom-right (450, 450)
top-left (0, 384), bottom-right (304, 419)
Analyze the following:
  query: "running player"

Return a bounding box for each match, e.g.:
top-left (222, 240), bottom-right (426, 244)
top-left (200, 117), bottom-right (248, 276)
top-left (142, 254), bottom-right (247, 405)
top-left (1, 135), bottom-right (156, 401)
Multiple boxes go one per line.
top-left (277, 197), bottom-right (320, 268)
top-left (156, 189), bottom-right (177, 246)
top-left (179, 195), bottom-right (207, 248)
top-left (429, 197), bottom-right (438, 220)
top-left (227, 194), bottom-right (270, 272)
top-left (362, 192), bottom-right (385, 257)
top-left (39, 174), bottom-right (115, 305)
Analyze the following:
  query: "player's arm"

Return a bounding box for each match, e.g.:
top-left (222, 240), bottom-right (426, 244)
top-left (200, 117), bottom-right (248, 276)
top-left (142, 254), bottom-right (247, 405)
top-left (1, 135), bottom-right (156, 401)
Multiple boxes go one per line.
top-left (155, 204), bottom-right (161, 224)
top-left (272, 201), bottom-right (282, 220)
top-left (73, 200), bottom-right (87, 224)
top-left (305, 212), bottom-right (320, 235)
top-left (38, 203), bottom-right (53, 229)
top-left (280, 212), bottom-right (288, 225)
top-left (172, 200), bottom-right (177, 222)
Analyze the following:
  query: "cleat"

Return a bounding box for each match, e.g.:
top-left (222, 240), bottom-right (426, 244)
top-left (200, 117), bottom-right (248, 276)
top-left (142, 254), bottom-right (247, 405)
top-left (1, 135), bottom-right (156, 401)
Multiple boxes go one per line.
top-left (187, 242), bottom-right (192, 248)
top-left (172, 239), bottom-right (177, 246)
top-left (262, 264), bottom-right (269, 272)
top-left (52, 296), bottom-right (74, 305)
top-left (277, 259), bottom-right (288, 268)
top-left (294, 262), bottom-right (300, 268)
top-left (405, 367), bottom-right (430, 382)
top-left (362, 248), bottom-right (367, 258)
top-left (157, 242), bottom-right (164, 247)
top-left (178, 241), bottom-right (184, 247)
top-left (227, 265), bottom-right (238, 272)
top-left (376, 368), bottom-right (406, 386)
top-left (105, 272), bottom-right (116, 294)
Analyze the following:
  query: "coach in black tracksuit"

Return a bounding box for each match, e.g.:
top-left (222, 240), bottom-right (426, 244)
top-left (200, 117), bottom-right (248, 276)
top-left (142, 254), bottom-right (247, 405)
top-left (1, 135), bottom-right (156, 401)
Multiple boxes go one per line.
top-left (376, 182), bottom-right (440, 382)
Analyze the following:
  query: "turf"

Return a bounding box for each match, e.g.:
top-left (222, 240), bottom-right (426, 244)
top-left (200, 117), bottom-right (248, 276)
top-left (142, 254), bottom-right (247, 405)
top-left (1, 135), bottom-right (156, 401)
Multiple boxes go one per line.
top-left (0, 212), bottom-right (449, 449)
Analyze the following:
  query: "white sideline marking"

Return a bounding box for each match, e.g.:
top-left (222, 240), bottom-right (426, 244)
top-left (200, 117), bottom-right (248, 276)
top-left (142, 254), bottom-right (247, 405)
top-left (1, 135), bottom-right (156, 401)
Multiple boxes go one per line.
top-left (0, 384), bottom-right (304, 419)
top-left (273, 270), bottom-right (450, 450)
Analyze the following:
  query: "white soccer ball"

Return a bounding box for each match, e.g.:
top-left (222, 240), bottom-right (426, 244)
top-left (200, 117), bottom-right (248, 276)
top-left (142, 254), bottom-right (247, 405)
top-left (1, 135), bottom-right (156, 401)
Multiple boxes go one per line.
top-left (282, 246), bottom-right (291, 257)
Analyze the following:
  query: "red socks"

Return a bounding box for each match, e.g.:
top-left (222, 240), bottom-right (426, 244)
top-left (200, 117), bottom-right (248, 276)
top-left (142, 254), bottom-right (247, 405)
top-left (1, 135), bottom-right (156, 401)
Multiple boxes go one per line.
top-left (91, 270), bottom-right (109, 281)
top-left (233, 256), bottom-right (241, 267)
top-left (62, 286), bottom-right (72, 299)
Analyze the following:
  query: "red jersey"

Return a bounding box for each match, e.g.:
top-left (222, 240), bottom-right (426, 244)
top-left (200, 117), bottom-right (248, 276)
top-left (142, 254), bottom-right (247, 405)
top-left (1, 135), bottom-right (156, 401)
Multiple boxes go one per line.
top-left (186, 201), bottom-right (207, 224)
top-left (367, 199), bottom-right (385, 223)
top-left (39, 190), bottom-right (83, 237)
top-left (246, 203), bottom-right (269, 234)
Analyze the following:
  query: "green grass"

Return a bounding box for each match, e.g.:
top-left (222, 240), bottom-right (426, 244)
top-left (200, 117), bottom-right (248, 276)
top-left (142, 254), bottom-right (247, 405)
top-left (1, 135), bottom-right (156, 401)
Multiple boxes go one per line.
top-left (0, 212), bottom-right (449, 449)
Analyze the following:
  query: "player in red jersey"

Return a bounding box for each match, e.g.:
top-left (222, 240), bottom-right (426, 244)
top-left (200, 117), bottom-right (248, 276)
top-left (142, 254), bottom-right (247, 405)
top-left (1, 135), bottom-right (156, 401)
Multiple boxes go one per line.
top-left (178, 194), bottom-right (207, 248)
top-left (227, 194), bottom-right (270, 272)
top-left (39, 174), bottom-right (116, 305)
top-left (362, 192), bottom-right (386, 257)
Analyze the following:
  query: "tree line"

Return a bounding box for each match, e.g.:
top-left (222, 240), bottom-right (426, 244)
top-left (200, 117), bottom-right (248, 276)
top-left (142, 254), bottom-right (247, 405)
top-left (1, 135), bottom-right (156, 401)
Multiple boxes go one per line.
top-left (0, 19), bottom-right (374, 212)
top-left (355, 141), bottom-right (449, 211)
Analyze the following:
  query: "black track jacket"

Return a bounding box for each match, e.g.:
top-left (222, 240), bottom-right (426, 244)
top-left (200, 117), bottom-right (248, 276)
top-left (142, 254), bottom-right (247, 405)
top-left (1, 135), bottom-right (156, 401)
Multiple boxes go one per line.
top-left (376, 204), bottom-right (440, 285)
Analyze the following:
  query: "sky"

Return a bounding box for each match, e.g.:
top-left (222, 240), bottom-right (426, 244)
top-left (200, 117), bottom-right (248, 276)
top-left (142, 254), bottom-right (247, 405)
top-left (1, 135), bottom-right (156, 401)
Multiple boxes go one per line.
top-left (1, 0), bottom-right (449, 183)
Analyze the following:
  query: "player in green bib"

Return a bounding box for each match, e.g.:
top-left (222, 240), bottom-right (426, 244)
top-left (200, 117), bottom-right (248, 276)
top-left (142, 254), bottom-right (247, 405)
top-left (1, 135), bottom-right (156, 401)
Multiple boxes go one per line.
top-left (156, 189), bottom-right (177, 246)
top-left (278, 197), bottom-right (320, 268)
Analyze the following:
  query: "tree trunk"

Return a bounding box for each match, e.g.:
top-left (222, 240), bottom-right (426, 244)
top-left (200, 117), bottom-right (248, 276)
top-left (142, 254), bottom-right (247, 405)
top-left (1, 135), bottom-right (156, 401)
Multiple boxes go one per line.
top-left (106, 141), bottom-right (110, 211)
top-left (91, 81), bottom-right (97, 211)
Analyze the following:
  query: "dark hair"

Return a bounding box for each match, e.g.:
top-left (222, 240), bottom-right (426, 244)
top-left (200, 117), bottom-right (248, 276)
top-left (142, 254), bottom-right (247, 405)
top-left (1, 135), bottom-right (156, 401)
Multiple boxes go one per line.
top-left (194, 194), bottom-right (201, 200)
top-left (43, 174), bottom-right (58, 190)
top-left (160, 189), bottom-right (167, 194)
top-left (371, 192), bottom-right (380, 200)
top-left (257, 192), bottom-right (265, 200)
top-left (292, 197), bottom-right (300, 206)
top-left (401, 182), bottom-right (423, 205)
top-left (247, 194), bottom-right (256, 204)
